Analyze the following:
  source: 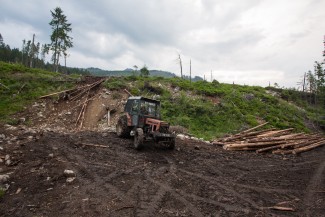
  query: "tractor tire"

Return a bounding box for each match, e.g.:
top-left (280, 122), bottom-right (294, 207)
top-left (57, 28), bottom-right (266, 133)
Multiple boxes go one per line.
top-left (167, 138), bottom-right (175, 150)
top-left (116, 115), bottom-right (130, 138)
top-left (134, 128), bottom-right (144, 150)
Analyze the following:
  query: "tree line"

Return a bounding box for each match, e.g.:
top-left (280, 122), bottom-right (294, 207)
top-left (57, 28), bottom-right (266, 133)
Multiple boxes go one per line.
top-left (0, 7), bottom-right (87, 75)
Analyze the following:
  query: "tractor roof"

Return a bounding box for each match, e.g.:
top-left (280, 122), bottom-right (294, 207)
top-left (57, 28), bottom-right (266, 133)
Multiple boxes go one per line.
top-left (128, 96), bottom-right (160, 104)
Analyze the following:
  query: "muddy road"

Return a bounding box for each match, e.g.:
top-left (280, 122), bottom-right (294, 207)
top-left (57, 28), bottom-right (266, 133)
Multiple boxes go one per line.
top-left (1, 130), bottom-right (324, 217)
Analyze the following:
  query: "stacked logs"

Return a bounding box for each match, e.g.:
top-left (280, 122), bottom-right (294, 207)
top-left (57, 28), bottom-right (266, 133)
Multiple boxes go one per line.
top-left (212, 122), bottom-right (325, 155)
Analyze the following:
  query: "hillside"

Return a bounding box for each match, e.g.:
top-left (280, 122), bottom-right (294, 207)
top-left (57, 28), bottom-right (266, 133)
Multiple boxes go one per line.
top-left (0, 62), bottom-right (323, 140)
top-left (87, 67), bottom-right (204, 81)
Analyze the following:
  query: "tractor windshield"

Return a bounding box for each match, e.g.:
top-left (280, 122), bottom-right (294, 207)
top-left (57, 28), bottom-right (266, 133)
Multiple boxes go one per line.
top-left (140, 100), bottom-right (160, 118)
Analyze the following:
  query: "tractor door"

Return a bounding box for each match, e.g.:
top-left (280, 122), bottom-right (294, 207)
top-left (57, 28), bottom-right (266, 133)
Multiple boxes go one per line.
top-left (130, 100), bottom-right (140, 126)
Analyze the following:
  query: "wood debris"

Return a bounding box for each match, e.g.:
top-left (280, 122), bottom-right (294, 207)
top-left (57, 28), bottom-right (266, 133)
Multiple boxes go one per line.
top-left (213, 122), bottom-right (325, 155)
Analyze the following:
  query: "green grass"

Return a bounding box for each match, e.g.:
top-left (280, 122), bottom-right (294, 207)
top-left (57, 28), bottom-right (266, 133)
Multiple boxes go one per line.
top-left (104, 76), bottom-right (320, 140)
top-left (0, 61), bottom-right (78, 123)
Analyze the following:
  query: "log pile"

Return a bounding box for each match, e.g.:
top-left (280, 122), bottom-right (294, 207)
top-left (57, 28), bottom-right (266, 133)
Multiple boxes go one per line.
top-left (212, 122), bottom-right (325, 155)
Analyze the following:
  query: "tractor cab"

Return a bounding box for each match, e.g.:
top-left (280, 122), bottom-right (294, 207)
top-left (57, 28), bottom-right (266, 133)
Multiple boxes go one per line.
top-left (124, 96), bottom-right (161, 127)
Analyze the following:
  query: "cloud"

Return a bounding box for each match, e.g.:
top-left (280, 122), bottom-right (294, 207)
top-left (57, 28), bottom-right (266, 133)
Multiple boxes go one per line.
top-left (0, 0), bottom-right (325, 88)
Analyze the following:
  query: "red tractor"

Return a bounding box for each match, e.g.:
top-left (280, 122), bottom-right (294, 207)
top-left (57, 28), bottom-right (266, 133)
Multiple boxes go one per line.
top-left (116, 96), bottom-right (175, 150)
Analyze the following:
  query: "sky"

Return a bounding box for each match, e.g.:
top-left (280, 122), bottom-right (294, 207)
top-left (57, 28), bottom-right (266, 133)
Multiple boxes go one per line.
top-left (0, 0), bottom-right (324, 87)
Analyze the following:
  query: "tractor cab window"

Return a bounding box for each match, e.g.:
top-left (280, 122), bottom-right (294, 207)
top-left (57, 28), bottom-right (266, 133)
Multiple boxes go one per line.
top-left (140, 101), bottom-right (158, 117)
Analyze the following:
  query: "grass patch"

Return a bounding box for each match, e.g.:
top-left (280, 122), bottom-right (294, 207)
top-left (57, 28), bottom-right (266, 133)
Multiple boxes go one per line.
top-left (0, 62), bottom-right (78, 122)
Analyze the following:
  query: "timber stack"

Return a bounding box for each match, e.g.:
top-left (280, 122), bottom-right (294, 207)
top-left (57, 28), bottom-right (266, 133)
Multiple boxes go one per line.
top-left (212, 122), bottom-right (325, 155)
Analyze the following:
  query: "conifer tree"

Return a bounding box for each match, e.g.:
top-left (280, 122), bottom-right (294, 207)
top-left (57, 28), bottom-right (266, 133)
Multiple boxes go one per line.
top-left (49, 7), bottom-right (73, 72)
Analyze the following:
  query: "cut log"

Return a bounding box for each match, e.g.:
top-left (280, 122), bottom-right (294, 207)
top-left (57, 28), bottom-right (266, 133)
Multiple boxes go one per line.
top-left (256, 144), bottom-right (283, 153)
top-left (224, 140), bottom-right (285, 149)
top-left (221, 128), bottom-right (276, 142)
top-left (257, 128), bottom-right (294, 138)
top-left (272, 149), bottom-right (293, 155)
top-left (241, 122), bottom-right (269, 134)
top-left (223, 146), bottom-right (257, 151)
top-left (281, 138), bottom-right (322, 149)
top-left (293, 140), bottom-right (325, 154)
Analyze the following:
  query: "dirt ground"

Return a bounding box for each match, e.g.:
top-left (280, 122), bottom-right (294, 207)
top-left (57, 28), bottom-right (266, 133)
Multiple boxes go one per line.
top-left (0, 78), bottom-right (325, 217)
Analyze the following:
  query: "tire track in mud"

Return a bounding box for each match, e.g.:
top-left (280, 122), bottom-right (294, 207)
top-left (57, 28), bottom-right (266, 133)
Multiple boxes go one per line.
top-left (178, 168), bottom-right (261, 210)
top-left (304, 161), bottom-right (325, 216)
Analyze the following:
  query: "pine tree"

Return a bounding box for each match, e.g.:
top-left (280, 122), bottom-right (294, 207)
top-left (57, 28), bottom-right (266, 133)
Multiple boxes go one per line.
top-left (0, 33), bottom-right (3, 45)
top-left (49, 7), bottom-right (73, 72)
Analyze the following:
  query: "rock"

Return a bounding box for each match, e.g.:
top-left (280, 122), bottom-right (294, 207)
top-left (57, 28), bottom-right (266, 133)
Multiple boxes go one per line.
top-left (15, 188), bottom-right (22, 194)
top-left (32, 102), bottom-right (39, 107)
top-left (10, 136), bottom-right (18, 142)
top-left (0, 158), bottom-right (3, 163)
top-left (102, 133), bottom-right (108, 137)
top-left (65, 112), bottom-right (71, 115)
top-left (244, 93), bottom-right (255, 101)
top-left (66, 177), bottom-right (76, 183)
top-left (177, 134), bottom-right (186, 140)
top-left (0, 146), bottom-right (3, 151)
top-left (27, 136), bottom-right (34, 140)
top-left (48, 153), bottom-right (54, 158)
top-left (194, 146), bottom-right (200, 150)
top-left (5, 155), bottom-right (10, 161)
top-left (19, 117), bottom-right (26, 123)
top-left (0, 174), bottom-right (10, 183)
top-left (0, 134), bottom-right (5, 140)
top-left (5, 160), bottom-right (11, 166)
top-left (25, 128), bottom-right (37, 134)
top-left (64, 169), bottom-right (75, 177)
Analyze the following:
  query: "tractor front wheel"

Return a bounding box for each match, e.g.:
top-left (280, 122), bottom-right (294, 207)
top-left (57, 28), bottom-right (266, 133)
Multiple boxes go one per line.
top-left (134, 128), bottom-right (144, 150)
top-left (116, 115), bottom-right (130, 138)
top-left (167, 138), bottom-right (175, 150)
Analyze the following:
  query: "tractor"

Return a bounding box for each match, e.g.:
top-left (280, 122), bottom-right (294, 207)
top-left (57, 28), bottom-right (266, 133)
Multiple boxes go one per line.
top-left (116, 96), bottom-right (175, 150)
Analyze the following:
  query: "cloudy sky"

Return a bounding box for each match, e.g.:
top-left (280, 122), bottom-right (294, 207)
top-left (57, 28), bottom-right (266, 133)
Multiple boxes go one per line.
top-left (1, 0), bottom-right (324, 87)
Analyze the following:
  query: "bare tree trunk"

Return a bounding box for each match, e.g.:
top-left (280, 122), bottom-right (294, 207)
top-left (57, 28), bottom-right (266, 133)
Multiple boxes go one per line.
top-left (178, 53), bottom-right (183, 79)
top-left (190, 59), bottom-right (192, 83)
top-left (30, 34), bottom-right (35, 68)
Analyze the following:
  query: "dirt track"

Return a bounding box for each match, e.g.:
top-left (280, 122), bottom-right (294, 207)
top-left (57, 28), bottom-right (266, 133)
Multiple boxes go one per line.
top-left (1, 130), bottom-right (324, 217)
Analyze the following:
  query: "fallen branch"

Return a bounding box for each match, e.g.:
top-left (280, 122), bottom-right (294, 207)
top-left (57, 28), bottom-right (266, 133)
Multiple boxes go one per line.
top-left (124, 88), bottom-right (133, 96)
top-left (39, 87), bottom-right (78, 98)
top-left (0, 82), bottom-right (10, 90)
top-left (269, 206), bottom-right (295, 211)
top-left (77, 142), bottom-right (110, 148)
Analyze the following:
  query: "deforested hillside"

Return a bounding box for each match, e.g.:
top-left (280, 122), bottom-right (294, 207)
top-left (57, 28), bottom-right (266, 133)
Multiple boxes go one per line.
top-left (0, 62), bottom-right (324, 140)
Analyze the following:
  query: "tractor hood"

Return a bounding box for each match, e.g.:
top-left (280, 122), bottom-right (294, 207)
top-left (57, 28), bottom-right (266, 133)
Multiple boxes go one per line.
top-left (146, 118), bottom-right (169, 132)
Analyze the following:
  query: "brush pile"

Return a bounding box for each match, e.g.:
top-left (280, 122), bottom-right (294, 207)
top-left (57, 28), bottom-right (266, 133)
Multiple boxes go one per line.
top-left (213, 122), bottom-right (325, 155)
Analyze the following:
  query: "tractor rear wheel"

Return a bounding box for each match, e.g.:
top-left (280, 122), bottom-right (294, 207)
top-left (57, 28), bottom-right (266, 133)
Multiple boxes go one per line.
top-left (116, 115), bottom-right (130, 138)
top-left (134, 128), bottom-right (144, 150)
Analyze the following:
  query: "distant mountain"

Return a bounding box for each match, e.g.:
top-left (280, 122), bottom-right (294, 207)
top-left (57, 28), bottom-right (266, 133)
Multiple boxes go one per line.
top-left (86, 67), bottom-right (203, 81)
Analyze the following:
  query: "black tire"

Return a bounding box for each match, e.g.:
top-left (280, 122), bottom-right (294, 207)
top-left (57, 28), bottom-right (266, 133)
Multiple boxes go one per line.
top-left (167, 138), bottom-right (175, 150)
top-left (116, 115), bottom-right (130, 138)
top-left (134, 128), bottom-right (144, 150)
